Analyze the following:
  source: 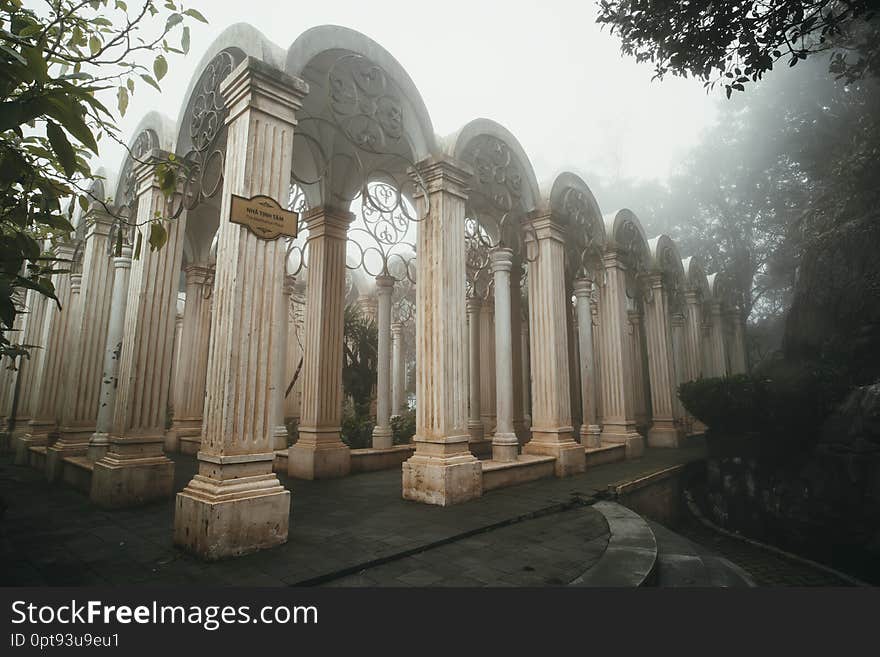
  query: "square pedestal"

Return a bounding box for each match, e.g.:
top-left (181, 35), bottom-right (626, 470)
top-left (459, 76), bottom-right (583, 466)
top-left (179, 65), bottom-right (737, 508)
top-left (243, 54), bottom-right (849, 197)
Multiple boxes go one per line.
top-left (90, 457), bottom-right (174, 508)
top-left (647, 423), bottom-right (685, 449)
top-left (402, 452), bottom-right (482, 506)
top-left (523, 435), bottom-right (586, 477)
top-left (46, 440), bottom-right (90, 482)
top-left (15, 429), bottom-right (51, 466)
top-left (601, 425), bottom-right (645, 459)
top-left (174, 477), bottom-right (290, 561)
top-left (288, 439), bottom-right (350, 480)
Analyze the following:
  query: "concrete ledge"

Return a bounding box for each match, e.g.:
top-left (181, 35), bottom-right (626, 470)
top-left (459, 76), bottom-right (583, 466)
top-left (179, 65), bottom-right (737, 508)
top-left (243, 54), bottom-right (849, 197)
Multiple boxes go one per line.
top-left (62, 456), bottom-right (94, 493)
top-left (569, 501), bottom-right (657, 587)
top-left (584, 442), bottom-right (626, 468)
top-left (28, 445), bottom-right (47, 472)
top-left (480, 454), bottom-right (556, 492)
top-left (351, 444), bottom-right (415, 473)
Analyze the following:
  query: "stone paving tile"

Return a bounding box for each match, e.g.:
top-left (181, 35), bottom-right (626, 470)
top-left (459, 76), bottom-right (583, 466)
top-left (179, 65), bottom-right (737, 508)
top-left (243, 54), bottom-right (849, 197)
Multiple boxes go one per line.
top-left (0, 442), bottom-right (706, 586)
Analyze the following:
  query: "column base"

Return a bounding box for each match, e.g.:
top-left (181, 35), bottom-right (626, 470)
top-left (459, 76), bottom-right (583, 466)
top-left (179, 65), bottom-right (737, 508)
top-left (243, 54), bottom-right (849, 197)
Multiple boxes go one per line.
top-left (647, 421), bottom-right (686, 448)
top-left (579, 424), bottom-right (602, 448)
top-left (87, 432), bottom-right (109, 462)
top-left (601, 424), bottom-right (645, 459)
top-left (402, 440), bottom-right (482, 506)
top-left (272, 425), bottom-right (289, 452)
top-left (491, 432), bottom-right (519, 462)
top-left (371, 425), bottom-right (393, 450)
top-left (173, 473), bottom-right (290, 561)
top-left (288, 429), bottom-right (351, 480)
top-left (90, 455), bottom-right (175, 508)
top-left (47, 426), bottom-right (94, 481)
top-left (165, 418), bottom-right (202, 453)
top-left (15, 430), bottom-right (52, 466)
top-left (467, 420), bottom-right (484, 442)
top-left (523, 429), bottom-right (586, 477)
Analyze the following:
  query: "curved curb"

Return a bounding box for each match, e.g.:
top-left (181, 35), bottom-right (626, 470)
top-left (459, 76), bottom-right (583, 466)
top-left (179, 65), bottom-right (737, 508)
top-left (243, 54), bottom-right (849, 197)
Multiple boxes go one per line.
top-left (684, 489), bottom-right (871, 587)
top-left (569, 501), bottom-right (657, 587)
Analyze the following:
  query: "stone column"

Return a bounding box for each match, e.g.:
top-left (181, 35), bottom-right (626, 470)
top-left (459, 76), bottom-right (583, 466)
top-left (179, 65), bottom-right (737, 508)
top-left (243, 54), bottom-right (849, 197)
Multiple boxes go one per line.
top-left (644, 273), bottom-right (683, 448)
top-left (402, 156), bottom-right (481, 505)
top-left (510, 259), bottom-right (527, 442)
top-left (521, 321), bottom-right (531, 430)
top-left (165, 264), bottom-right (213, 454)
top-left (597, 252), bottom-right (643, 457)
top-left (288, 205), bottom-right (353, 479)
top-left (371, 274), bottom-right (394, 449)
top-left (628, 308), bottom-right (648, 430)
top-left (683, 290), bottom-right (703, 381)
top-left (479, 298), bottom-right (496, 435)
top-left (90, 151), bottom-right (183, 508)
top-left (489, 247), bottom-right (518, 462)
top-left (728, 309), bottom-right (748, 374)
top-left (88, 245), bottom-right (132, 461)
top-left (391, 321), bottom-right (403, 417)
top-left (18, 243), bottom-right (75, 464)
top-left (567, 297), bottom-right (582, 434)
top-left (522, 213), bottom-right (585, 476)
top-left (465, 296), bottom-right (484, 444)
top-left (574, 279), bottom-right (601, 447)
top-left (174, 59), bottom-right (308, 559)
top-left (271, 274), bottom-right (295, 451)
top-left (9, 289), bottom-right (50, 443)
top-left (168, 294), bottom-right (185, 419)
top-left (670, 311), bottom-right (688, 430)
top-left (708, 301), bottom-right (728, 377)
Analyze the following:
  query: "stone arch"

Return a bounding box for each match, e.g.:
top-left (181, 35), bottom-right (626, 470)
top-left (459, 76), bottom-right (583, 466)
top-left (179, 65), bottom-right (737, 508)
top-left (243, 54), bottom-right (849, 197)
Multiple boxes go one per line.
top-left (286, 25), bottom-right (437, 211)
top-left (548, 172), bottom-right (606, 280)
top-left (647, 235), bottom-right (687, 312)
top-left (682, 256), bottom-right (711, 299)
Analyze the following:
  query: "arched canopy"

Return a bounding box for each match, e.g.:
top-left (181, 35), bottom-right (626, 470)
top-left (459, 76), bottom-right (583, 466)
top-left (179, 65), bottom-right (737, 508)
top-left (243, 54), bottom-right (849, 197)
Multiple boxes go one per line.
top-left (111, 111), bottom-right (174, 209)
top-left (604, 208), bottom-right (650, 271)
top-left (682, 256), bottom-right (711, 299)
top-left (648, 235), bottom-right (687, 311)
top-left (448, 118), bottom-right (540, 221)
top-left (286, 25), bottom-right (437, 211)
top-left (547, 172), bottom-right (606, 281)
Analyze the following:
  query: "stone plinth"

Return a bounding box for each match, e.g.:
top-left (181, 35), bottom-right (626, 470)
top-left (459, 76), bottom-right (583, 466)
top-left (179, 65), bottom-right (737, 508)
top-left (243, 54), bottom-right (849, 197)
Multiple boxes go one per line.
top-left (402, 156), bottom-right (481, 505)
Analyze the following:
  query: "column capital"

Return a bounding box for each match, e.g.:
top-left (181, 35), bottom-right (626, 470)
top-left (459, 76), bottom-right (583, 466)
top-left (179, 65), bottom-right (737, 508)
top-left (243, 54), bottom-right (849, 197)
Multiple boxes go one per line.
top-left (524, 211), bottom-right (566, 244)
top-left (184, 263), bottom-right (215, 287)
top-left (391, 321), bottom-right (403, 337)
top-left (412, 155), bottom-right (473, 199)
top-left (84, 208), bottom-right (115, 240)
top-left (375, 274), bottom-right (395, 292)
top-left (601, 249), bottom-right (626, 271)
top-left (684, 289), bottom-right (702, 305)
top-left (113, 244), bottom-right (133, 271)
top-left (134, 148), bottom-right (173, 195)
top-left (573, 277), bottom-right (594, 299)
top-left (221, 57), bottom-right (309, 128)
top-left (303, 205), bottom-right (354, 241)
top-left (671, 312), bottom-right (686, 327)
top-left (489, 247), bottom-right (514, 274)
top-left (466, 295), bottom-right (482, 314)
top-left (69, 272), bottom-right (83, 295)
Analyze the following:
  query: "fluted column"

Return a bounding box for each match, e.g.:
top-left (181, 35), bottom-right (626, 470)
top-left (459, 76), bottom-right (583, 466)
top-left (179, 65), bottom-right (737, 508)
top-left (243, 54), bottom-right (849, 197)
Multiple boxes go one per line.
top-left (165, 264), bottom-right (213, 454)
top-left (88, 245), bottom-right (132, 461)
top-left (574, 278), bottom-right (601, 447)
top-left (568, 298), bottom-right (582, 434)
top-left (288, 205), bottom-right (353, 479)
top-left (521, 321), bottom-right (531, 430)
top-left (510, 259), bottom-right (527, 443)
top-left (370, 275), bottom-right (395, 448)
top-left (271, 274), bottom-right (295, 451)
top-left (597, 251), bottom-right (643, 458)
top-left (18, 243), bottom-right (75, 464)
top-left (174, 58), bottom-right (308, 559)
top-left (670, 311), bottom-right (688, 431)
top-left (90, 151), bottom-right (184, 507)
top-left (391, 321), bottom-right (403, 417)
top-left (48, 212), bottom-right (116, 477)
top-left (628, 308), bottom-right (648, 430)
top-left (479, 298), bottom-right (496, 435)
top-left (9, 288), bottom-right (50, 443)
top-left (522, 213), bottom-right (585, 476)
top-left (465, 296), bottom-right (484, 446)
top-left (644, 273), bottom-right (684, 448)
top-left (402, 156), bottom-right (481, 505)
top-left (728, 309), bottom-right (748, 374)
top-left (684, 290), bottom-right (703, 381)
top-left (168, 294), bottom-right (185, 418)
top-left (708, 300), bottom-right (728, 377)
top-left (489, 247), bottom-right (517, 462)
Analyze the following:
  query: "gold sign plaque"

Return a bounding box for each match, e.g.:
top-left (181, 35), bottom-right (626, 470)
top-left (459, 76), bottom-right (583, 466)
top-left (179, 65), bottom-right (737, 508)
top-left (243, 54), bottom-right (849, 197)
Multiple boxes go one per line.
top-left (229, 194), bottom-right (298, 240)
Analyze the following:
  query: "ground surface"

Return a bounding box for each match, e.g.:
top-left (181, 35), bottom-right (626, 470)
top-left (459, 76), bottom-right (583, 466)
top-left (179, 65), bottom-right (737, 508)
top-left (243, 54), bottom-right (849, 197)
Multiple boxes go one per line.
top-left (0, 440), bottom-right (857, 586)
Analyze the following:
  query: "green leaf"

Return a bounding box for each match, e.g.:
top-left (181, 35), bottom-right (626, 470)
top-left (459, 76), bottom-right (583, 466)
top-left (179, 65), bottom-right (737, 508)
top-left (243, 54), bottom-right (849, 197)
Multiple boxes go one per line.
top-left (165, 13), bottom-right (183, 31)
top-left (89, 35), bottom-right (101, 56)
top-left (148, 221), bottom-right (167, 251)
top-left (181, 26), bottom-right (190, 54)
top-left (117, 86), bottom-right (128, 116)
top-left (78, 195), bottom-right (89, 213)
top-left (45, 121), bottom-right (77, 177)
top-left (153, 55), bottom-right (167, 81)
top-left (183, 8), bottom-right (208, 23)
top-left (133, 230), bottom-right (143, 260)
top-left (139, 74), bottom-right (161, 91)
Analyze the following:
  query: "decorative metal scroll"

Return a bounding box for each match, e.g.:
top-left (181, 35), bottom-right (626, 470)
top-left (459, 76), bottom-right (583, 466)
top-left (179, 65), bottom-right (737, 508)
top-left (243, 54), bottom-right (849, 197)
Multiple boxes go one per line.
top-left (170, 50), bottom-right (240, 219)
top-left (346, 180), bottom-right (417, 282)
top-left (659, 243), bottom-right (686, 314)
top-left (392, 274), bottom-right (416, 326)
top-left (115, 128), bottom-right (159, 211)
top-left (465, 216), bottom-right (492, 300)
top-left (558, 186), bottom-right (604, 286)
top-left (285, 183), bottom-right (311, 277)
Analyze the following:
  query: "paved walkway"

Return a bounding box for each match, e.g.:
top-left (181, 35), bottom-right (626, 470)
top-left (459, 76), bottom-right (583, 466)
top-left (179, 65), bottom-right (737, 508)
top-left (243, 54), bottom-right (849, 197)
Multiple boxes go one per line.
top-left (0, 443), bottom-right (706, 586)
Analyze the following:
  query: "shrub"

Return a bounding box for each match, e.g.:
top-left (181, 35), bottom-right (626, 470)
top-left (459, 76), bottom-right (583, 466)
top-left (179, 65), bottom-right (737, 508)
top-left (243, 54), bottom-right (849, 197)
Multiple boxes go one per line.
top-left (391, 409), bottom-right (416, 444)
top-left (679, 374), bottom-right (764, 434)
top-left (340, 399), bottom-right (374, 450)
